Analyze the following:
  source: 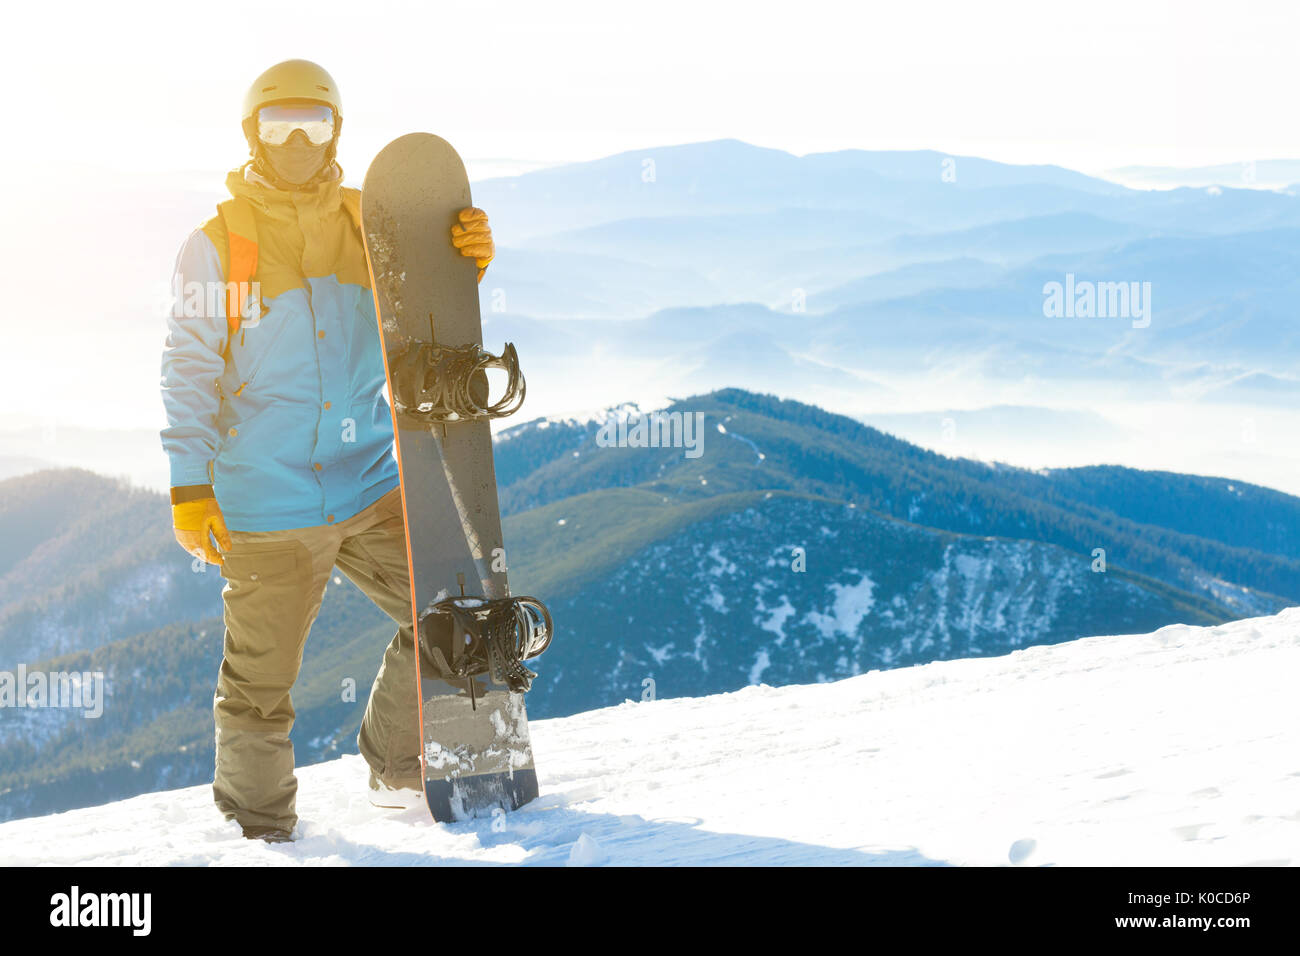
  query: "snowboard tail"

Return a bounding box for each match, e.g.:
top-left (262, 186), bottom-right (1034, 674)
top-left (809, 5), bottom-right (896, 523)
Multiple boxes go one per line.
top-left (424, 770), bottom-right (539, 823)
top-left (420, 677), bottom-right (540, 820)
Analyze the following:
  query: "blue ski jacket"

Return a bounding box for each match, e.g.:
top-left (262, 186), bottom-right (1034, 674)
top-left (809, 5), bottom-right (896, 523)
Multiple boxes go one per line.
top-left (159, 164), bottom-right (399, 531)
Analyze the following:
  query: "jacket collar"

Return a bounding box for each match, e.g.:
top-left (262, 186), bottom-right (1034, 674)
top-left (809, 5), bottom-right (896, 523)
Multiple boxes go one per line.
top-left (226, 161), bottom-right (345, 218)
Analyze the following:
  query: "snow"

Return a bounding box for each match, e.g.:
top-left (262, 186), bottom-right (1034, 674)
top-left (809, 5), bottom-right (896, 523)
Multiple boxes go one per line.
top-left (804, 571), bottom-right (876, 639)
top-left (644, 642), bottom-right (674, 665)
top-left (755, 594), bottom-right (796, 643)
top-left (567, 832), bottom-right (608, 867)
top-left (716, 420), bottom-right (765, 462)
top-left (496, 400), bottom-right (659, 441)
top-left (1, 608), bottom-right (1297, 866)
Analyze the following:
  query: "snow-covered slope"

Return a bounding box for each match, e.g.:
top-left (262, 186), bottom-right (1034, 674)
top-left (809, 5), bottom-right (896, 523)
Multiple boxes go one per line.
top-left (3, 609), bottom-right (1297, 866)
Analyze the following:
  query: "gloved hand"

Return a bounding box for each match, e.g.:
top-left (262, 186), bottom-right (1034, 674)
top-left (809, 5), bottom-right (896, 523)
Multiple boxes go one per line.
top-left (172, 496), bottom-right (233, 565)
top-left (451, 207), bottom-right (494, 283)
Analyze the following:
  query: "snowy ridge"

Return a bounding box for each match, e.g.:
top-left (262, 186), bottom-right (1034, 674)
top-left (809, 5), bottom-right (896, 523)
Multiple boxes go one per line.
top-left (524, 495), bottom-right (1225, 716)
top-left (493, 398), bottom-right (675, 442)
top-left (2, 607), bottom-right (1296, 866)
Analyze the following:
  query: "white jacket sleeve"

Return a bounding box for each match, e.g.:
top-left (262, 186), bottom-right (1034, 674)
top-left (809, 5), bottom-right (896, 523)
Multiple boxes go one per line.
top-left (159, 229), bottom-right (229, 489)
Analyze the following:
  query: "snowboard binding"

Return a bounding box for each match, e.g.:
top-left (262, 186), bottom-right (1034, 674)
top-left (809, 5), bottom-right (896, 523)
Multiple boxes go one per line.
top-left (418, 594), bottom-right (554, 701)
top-left (389, 340), bottom-right (526, 426)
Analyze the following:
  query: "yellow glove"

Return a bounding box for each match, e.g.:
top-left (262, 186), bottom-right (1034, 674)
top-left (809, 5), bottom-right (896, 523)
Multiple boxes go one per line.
top-left (451, 207), bottom-right (494, 283)
top-left (172, 497), bottom-right (233, 565)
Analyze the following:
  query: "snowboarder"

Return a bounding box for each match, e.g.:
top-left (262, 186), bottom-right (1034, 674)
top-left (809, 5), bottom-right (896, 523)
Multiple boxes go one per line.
top-left (159, 59), bottom-right (495, 843)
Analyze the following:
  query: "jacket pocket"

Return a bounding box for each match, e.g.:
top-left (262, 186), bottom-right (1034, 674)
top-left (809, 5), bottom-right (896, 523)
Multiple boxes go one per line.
top-left (214, 404), bottom-right (274, 471)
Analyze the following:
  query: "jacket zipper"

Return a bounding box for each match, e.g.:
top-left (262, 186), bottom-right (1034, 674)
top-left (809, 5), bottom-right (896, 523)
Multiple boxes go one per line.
top-left (232, 308), bottom-right (294, 396)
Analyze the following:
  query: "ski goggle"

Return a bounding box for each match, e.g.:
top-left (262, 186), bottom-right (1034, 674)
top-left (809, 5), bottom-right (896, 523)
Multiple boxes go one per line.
top-left (256, 104), bottom-right (337, 145)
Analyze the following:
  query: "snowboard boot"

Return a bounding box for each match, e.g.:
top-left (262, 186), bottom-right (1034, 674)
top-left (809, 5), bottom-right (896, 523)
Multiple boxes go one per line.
top-left (243, 825), bottom-right (294, 843)
top-left (368, 769), bottom-right (423, 809)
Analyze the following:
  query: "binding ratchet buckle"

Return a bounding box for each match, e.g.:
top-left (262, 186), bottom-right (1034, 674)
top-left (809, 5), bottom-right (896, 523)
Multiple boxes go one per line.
top-left (389, 341), bottom-right (526, 427)
top-left (419, 596), bottom-right (554, 700)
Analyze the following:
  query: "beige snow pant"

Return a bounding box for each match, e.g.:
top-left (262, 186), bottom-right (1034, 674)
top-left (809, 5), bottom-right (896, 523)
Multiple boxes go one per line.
top-left (212, 486), bottom-right (422, 832)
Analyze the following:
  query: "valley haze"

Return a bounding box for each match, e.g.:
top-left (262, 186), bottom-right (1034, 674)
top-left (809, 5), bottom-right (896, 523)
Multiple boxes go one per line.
top-left (4, 139), bottom-right (1297, 496)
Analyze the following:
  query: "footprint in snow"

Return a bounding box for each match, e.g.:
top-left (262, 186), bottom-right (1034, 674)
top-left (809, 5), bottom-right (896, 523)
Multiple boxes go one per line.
top-left (1094, 768), bottom-right (1132, 780)
top-left (1008, 838), bottom-right (1036, 865)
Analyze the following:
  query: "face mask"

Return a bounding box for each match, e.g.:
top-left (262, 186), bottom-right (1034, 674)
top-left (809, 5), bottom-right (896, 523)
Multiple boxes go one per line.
top-left (260, 133), bottom-right (331, 187)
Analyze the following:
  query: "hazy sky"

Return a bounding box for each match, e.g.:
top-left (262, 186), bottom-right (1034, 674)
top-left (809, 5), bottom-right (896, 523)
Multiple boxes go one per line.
top-left (5, 0), bottom-right (1300, 180)
top-left (1, 0), bottom-right (1297, 491)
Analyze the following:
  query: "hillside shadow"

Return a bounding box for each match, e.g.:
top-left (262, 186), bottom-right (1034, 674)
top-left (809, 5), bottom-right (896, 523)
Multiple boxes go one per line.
top-left (293, 803), bottom-right (949, 866)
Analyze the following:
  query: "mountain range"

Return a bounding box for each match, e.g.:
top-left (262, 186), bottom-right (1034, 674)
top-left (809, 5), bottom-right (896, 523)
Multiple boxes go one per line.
top-left (6, 138), bottom-right (1299, 497)
top-left (2, 388), bottom-right (1297, 822)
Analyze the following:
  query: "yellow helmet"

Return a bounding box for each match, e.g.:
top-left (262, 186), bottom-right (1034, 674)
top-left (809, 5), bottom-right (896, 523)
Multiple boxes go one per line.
top-left (243, 59), bottom-right (342, 122)
top-left (241, 59), bottom-right (342, 156)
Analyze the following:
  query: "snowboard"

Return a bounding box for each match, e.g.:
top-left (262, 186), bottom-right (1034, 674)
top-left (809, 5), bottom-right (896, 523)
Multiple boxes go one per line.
top-left (361, 133), bottom-right (544, 823)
